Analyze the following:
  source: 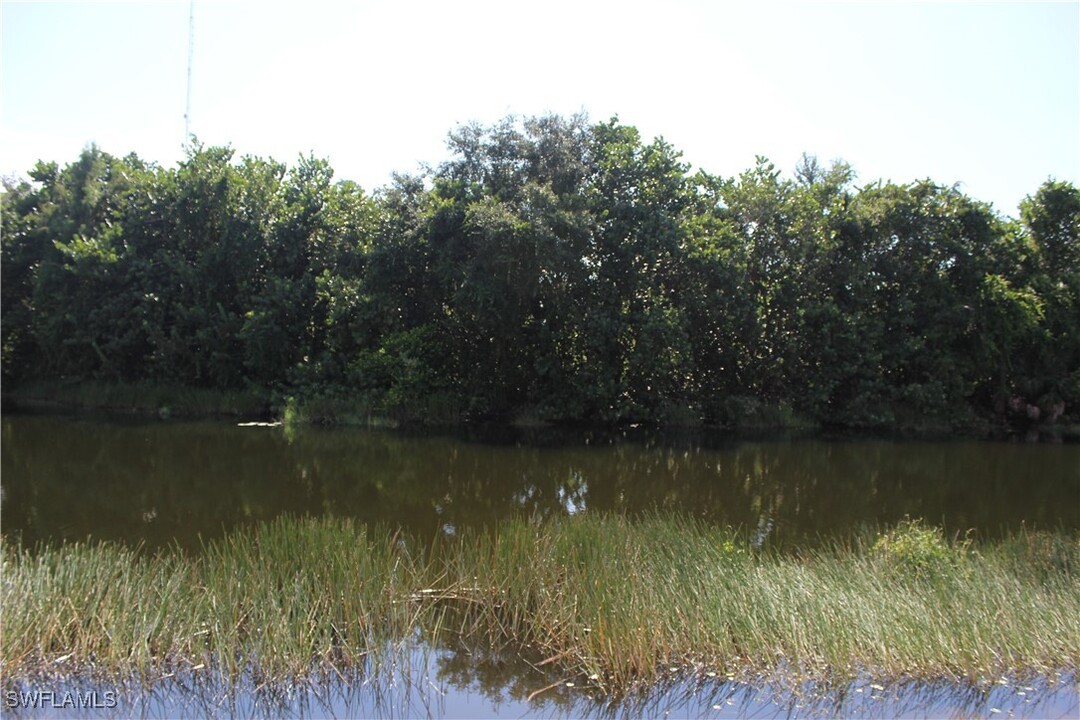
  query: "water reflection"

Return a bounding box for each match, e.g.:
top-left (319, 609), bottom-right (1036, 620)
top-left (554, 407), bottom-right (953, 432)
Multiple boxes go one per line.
top-left (3, 644), bottom-right (1076, 719)
top-left (2, 413), bottom-right (1078, 551)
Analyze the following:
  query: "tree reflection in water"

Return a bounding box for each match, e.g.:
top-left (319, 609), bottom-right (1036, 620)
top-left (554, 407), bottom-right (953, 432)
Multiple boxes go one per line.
top-left (2, 415), bottom-right (1078, 552)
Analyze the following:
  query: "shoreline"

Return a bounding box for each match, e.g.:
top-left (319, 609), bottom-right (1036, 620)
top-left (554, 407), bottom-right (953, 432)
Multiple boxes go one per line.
top-left (6, 381), bottom-right (1077, 440)
top-left (4, 515), bottom-right (1077, 696)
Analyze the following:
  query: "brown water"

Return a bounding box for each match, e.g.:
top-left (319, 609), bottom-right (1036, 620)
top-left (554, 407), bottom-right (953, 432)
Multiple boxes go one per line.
top-left (2, 413), bottom-right (1078, 551)
top-left (3, 412), bottom-right (1079, 718)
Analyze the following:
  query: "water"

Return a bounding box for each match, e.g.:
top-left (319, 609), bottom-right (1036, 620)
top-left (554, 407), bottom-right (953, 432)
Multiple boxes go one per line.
top-left (3, 647), bottom-right (1077, 719)
top-left (2, 413), bottom-right (1078, 551)
top-left (3, 412), bottom-right (1078, 717)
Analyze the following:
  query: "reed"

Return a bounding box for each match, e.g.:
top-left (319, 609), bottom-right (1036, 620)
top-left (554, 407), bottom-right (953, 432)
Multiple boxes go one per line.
top-left (3, 515), bottom-right (1077, 694)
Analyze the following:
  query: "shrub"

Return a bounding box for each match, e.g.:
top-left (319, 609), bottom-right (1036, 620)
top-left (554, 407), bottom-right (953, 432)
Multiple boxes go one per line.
top-left (871, 518), bottom-right (969, 580)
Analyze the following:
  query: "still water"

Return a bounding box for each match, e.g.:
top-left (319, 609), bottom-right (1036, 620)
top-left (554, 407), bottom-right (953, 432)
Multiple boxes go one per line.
top-left (4, 652), bottom-right (1077, 719)
top-left (3, 413), bottom-right (1079, 718)
top-left (2, 413), bottom-right (1078, 550)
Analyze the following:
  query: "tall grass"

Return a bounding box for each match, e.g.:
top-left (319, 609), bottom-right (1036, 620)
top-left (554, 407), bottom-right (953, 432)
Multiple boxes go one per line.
top-left (3, 515), bottom-right (1077, 694)
top-left (2, 518), bottom-right (432, 683)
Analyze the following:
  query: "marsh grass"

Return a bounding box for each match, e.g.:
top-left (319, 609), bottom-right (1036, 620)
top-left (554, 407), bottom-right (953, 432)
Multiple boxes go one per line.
top-left (3, 515), bottom-right (1077, 695)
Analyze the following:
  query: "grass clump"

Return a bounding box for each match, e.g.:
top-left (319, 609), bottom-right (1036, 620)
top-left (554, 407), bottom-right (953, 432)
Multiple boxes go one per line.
top-left (2, 515), bottom-right (1078, 695)
top-left (1, 518), bottom-right (432, 684)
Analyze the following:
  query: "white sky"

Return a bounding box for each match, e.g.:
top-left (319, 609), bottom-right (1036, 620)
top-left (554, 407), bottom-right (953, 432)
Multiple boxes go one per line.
top-left (2, 1), bottom-right (1078, 217)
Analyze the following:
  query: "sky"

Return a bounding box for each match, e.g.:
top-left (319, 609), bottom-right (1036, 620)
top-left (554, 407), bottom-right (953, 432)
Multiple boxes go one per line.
top-left (2, 0), bottom-right (1078, 217)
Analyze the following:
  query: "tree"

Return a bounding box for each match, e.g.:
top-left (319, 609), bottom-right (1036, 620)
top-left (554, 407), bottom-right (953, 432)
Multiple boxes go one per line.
top-left (3, 119), bottom-right (1074, 429)
top-left (1015, 181), bottom-right (1080, 413)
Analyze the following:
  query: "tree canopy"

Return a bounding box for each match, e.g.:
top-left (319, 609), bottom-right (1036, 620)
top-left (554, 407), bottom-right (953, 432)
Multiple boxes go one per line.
top-left (3, 115), bottom-right (1076, 429)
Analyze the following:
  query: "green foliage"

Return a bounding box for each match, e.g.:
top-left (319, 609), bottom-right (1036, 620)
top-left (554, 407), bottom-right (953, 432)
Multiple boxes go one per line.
top-left (3, 119), bottom-right (1077, 428)
top-left (6, 380), bottom-right (270, 417)
top-left (4, 516), bottom-right (1078, 691)
top-left (872, 518), bottom-right (970, 580)
top-left (1002, 529), bottom-right (1079, 584)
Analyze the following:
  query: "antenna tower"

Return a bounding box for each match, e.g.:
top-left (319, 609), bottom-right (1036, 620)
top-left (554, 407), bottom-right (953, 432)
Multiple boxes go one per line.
top-left (184, 0), bottom-right (194, 147)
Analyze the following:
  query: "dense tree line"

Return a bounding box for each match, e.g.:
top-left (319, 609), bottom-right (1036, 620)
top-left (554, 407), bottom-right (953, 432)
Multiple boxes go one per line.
top-left (3, 114), bottom-right (1077, 428)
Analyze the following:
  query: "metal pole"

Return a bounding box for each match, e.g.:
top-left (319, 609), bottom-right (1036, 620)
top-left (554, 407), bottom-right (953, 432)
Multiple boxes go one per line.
top-left (184, 0), bottom-right (194, 148)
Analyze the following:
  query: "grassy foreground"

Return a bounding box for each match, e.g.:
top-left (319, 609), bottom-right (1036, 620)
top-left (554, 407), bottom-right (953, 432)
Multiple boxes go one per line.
top-left (2, 515), bottom-right (1078, 693)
